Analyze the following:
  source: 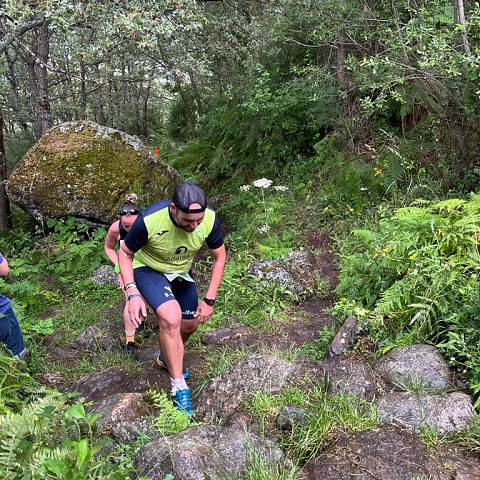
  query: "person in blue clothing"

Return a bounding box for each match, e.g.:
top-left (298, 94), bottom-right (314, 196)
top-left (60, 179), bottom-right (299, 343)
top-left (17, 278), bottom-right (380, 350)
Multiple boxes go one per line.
top-left (0, 253), bottom-right (28, 361)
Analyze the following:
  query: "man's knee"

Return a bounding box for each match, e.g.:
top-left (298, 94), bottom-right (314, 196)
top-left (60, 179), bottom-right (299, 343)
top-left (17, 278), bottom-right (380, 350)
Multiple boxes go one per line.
top-left (157, 302), bottom-right (182, 332)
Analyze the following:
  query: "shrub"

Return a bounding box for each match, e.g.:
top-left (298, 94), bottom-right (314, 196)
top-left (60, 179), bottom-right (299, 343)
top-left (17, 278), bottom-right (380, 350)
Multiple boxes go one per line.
top-left (336, 194), bottom-right (480, 403)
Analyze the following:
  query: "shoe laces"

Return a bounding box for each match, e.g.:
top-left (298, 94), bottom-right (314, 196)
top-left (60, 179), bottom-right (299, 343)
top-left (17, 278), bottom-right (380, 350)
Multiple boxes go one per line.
top-left (174, 388), bottom-right (193, 414)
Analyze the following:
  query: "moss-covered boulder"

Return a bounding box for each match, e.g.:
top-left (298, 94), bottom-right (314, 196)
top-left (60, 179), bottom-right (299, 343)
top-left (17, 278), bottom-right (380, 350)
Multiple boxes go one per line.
top-left (6, 121), bottom-right (181, 225)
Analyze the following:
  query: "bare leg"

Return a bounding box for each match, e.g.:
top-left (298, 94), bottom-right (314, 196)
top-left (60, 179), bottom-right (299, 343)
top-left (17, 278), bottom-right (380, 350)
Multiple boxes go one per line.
top-left (180, 318), bottom-right (199, 343)
top-left (123, 302), bottom-right (136, 341)
top-left (156, 300), bottom-right (183, 379)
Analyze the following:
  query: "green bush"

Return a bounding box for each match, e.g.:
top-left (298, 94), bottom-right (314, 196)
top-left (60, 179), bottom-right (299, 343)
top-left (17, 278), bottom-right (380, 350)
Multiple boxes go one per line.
top-left (336, 195), bottom-right (480, 404)
top-left (0, 390), bottom-right (133, 479)
top-left (169, 66), bottom-right (340, 183)
top-left (0, 354), bottom-right (41, 414)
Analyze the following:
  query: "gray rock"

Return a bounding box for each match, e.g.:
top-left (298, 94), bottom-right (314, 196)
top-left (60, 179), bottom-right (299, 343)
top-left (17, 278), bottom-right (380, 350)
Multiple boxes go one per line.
top-left (90, 265), bottom-right (118, 287)
top-left (69, 366), bottom-right (130, 402)
top-left (6, 120), bottom-right (181, 225)
top-left (201, 326), bottom-right (252, 346)
top-left (277, 406), bottom-right (310, 430)
top-left (135, 424), bottom-right (284, 480)
top-left (198, 354), bottom-right (298, 419)
top-left (247, 250), bottom-right (317, 295)
top-left (248, 260), bottom-right (304, 294)
top-left (111, 418), bottom-right (159, 443)
top-left (302, 424), bottom-right (439, 479)
top-left (376, 392), bottom-right (475, 433)
top-left (319, 358), bottom-right (380, 400)
top-left (328, 316), bottom-right (358, 357)
top-left (373, 344), bottom-right (453, 392)
top-left (283, 250), bottom-right (317, 288)
top-left (71, 317), bottom-right (124, 353)
top-left (91, 392), bottom-right (147, 427)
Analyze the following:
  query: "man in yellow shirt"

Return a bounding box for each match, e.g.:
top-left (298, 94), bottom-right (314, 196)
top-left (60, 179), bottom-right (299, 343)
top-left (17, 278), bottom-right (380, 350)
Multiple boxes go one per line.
top-left (119, 182), bottom-right (226, 415)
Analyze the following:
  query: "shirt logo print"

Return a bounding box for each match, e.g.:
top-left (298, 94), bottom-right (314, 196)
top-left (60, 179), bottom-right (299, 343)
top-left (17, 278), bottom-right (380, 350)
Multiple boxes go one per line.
top-left (157, 230), bottom-right (169, 236)
top-left (175, 246), bottom-right (188, 254)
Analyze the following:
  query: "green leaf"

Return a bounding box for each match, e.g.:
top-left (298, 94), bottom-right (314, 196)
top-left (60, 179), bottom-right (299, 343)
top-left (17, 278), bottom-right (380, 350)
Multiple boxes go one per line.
top-left (66, 403), bottom-right (86, 419)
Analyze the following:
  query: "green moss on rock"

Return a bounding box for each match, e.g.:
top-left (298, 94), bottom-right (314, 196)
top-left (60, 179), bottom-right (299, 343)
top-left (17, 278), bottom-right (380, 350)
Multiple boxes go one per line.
top-left (6, 121), bottom-right (182, 224)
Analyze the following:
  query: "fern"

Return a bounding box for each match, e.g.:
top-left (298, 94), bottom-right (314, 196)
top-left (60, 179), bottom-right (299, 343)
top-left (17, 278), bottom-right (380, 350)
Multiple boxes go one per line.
top-left (0, 391), bottom-right (131, 479)
top-left (147, 389), bottom-right (194, 435)
top-left (337, 193), bottom-right (480, 400)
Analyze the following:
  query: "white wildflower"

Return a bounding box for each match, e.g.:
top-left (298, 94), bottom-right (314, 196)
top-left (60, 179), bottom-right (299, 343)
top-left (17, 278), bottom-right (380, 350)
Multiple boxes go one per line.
top-left (253, 178), bottom-right (273, 189)
top-left (240, 184), bottom-right (251, 191)
top-left (258, 224), bottom-right (271, 234)
top-left (274, 185), bottom-right (288, 191)
top-left (360, 187), bottom-right (368, 191)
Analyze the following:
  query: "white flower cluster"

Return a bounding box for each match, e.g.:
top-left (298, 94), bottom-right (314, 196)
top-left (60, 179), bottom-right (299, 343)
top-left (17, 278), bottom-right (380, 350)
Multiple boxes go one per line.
top-left (240, 178), bottom-right (289, 191)
top-left (258, 224), bottom-right (271, 234)
top-left (252, 178), bottom-right (273, 189)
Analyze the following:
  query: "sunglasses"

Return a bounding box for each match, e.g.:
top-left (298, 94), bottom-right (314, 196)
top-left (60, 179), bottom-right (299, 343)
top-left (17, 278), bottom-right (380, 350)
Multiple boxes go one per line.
top-left (119, 208), bottom-right (139, 216)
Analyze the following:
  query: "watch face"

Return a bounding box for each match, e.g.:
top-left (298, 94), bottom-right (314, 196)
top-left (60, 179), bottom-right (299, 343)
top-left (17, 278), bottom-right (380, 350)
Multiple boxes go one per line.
top-left (204, 298), bottom-right (215, 306)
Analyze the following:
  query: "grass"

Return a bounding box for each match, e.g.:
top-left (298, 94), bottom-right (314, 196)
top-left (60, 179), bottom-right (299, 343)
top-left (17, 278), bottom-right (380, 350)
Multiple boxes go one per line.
top-left (419, 425), bottom-right (446, 453)
top-left (24, 280), bottom-right (129, 382)
top-left (238, 451), bottom-right (302, 480)
top-left (40, 350), bottom-right (143, 385)
top-left (299, 326), bottom-right (336, 361)
top-left (447, 415), bottom-right (480, 454)
top-left (195, 246), bottom-right (299, 332)
top-left (244, 384), bottom-right (379, 463)
top-left (394, 376), bottom-right (447, 395)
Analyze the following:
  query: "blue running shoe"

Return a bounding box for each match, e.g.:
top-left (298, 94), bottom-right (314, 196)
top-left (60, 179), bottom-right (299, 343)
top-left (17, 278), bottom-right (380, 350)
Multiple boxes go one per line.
top-left (156, 353), bottom-right (190, 381)
top-left (172, 388), bottom-right (194, 416)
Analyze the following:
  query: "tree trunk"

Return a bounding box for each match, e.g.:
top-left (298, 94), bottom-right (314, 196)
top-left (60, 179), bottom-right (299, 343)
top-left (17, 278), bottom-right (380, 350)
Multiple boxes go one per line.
top-left (455, 0), bottom-right (471, 55)
top-left (188, 69), bottom-right (203, 114)
top-left (4, 49), bottom-right (29, 130)
top-left (0, 109), bottom-right (12, 232)
top-left (141, 78), bottom-right (152, 140)
top-left (26, 40), bottom-right (39, 132)
top-left (336, 31), bottom-right (347, 88)
top-left (79, 57), bottom-right (87, 119)
top-left (35, 22), bottom-right (52, 137)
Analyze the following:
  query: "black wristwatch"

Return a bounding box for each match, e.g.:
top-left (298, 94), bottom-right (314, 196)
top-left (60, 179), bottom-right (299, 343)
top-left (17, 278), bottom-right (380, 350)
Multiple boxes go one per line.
top-left (203, 297), bottom-right (216, 306)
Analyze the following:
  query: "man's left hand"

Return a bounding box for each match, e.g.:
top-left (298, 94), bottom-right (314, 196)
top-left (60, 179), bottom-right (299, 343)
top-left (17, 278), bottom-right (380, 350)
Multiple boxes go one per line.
top-left (195, 301), bottom-right (214, 323)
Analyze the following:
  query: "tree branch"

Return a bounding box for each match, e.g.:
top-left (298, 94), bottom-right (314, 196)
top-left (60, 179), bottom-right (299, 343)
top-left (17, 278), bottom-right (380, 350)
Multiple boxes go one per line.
top-left (0, 14), bottom-right (45, 54)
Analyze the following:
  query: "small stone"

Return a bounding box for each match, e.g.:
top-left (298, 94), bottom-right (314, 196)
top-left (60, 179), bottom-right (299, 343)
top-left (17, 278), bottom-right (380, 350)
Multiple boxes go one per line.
top-left (198, 354), bottom-right (298, 419)
top-left (91, 393), bottom-right (147, 427)
top-left (69, 366), bottom-right (130, 402)
top-left (277, 406), bottom-right (310, 430)
top-left (317, 358), bottom-right (380, 400)
top-left (90, 265), bottom-right (118, 287)
top-left (201, 326), bottom-right (251, 346)
top-left (328, 316), bottom-right (357, 357)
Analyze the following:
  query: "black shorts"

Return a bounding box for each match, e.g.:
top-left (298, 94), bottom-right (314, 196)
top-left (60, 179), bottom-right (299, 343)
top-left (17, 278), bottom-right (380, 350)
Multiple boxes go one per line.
top-left (134, 266), bottom-right (198, 320)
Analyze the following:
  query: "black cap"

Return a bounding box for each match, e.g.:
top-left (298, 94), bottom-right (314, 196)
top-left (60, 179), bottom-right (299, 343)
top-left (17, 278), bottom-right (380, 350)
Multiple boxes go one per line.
top-left (172, 182), bottom-right (207, 213)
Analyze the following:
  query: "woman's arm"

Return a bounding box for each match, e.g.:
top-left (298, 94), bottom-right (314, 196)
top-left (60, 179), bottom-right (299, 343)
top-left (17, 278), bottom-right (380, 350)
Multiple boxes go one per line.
top-left (104, 221), bottom-right (120, 267)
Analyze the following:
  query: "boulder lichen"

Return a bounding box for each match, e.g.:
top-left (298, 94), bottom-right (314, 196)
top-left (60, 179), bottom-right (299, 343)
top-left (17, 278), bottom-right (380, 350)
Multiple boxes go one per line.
top-left (6, 121), bottom-right (181, 225)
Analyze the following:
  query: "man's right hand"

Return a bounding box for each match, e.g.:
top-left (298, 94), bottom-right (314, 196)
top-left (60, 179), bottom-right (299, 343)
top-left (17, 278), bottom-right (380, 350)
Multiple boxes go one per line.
top-left (128, 295), bottom-right (147, 327)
